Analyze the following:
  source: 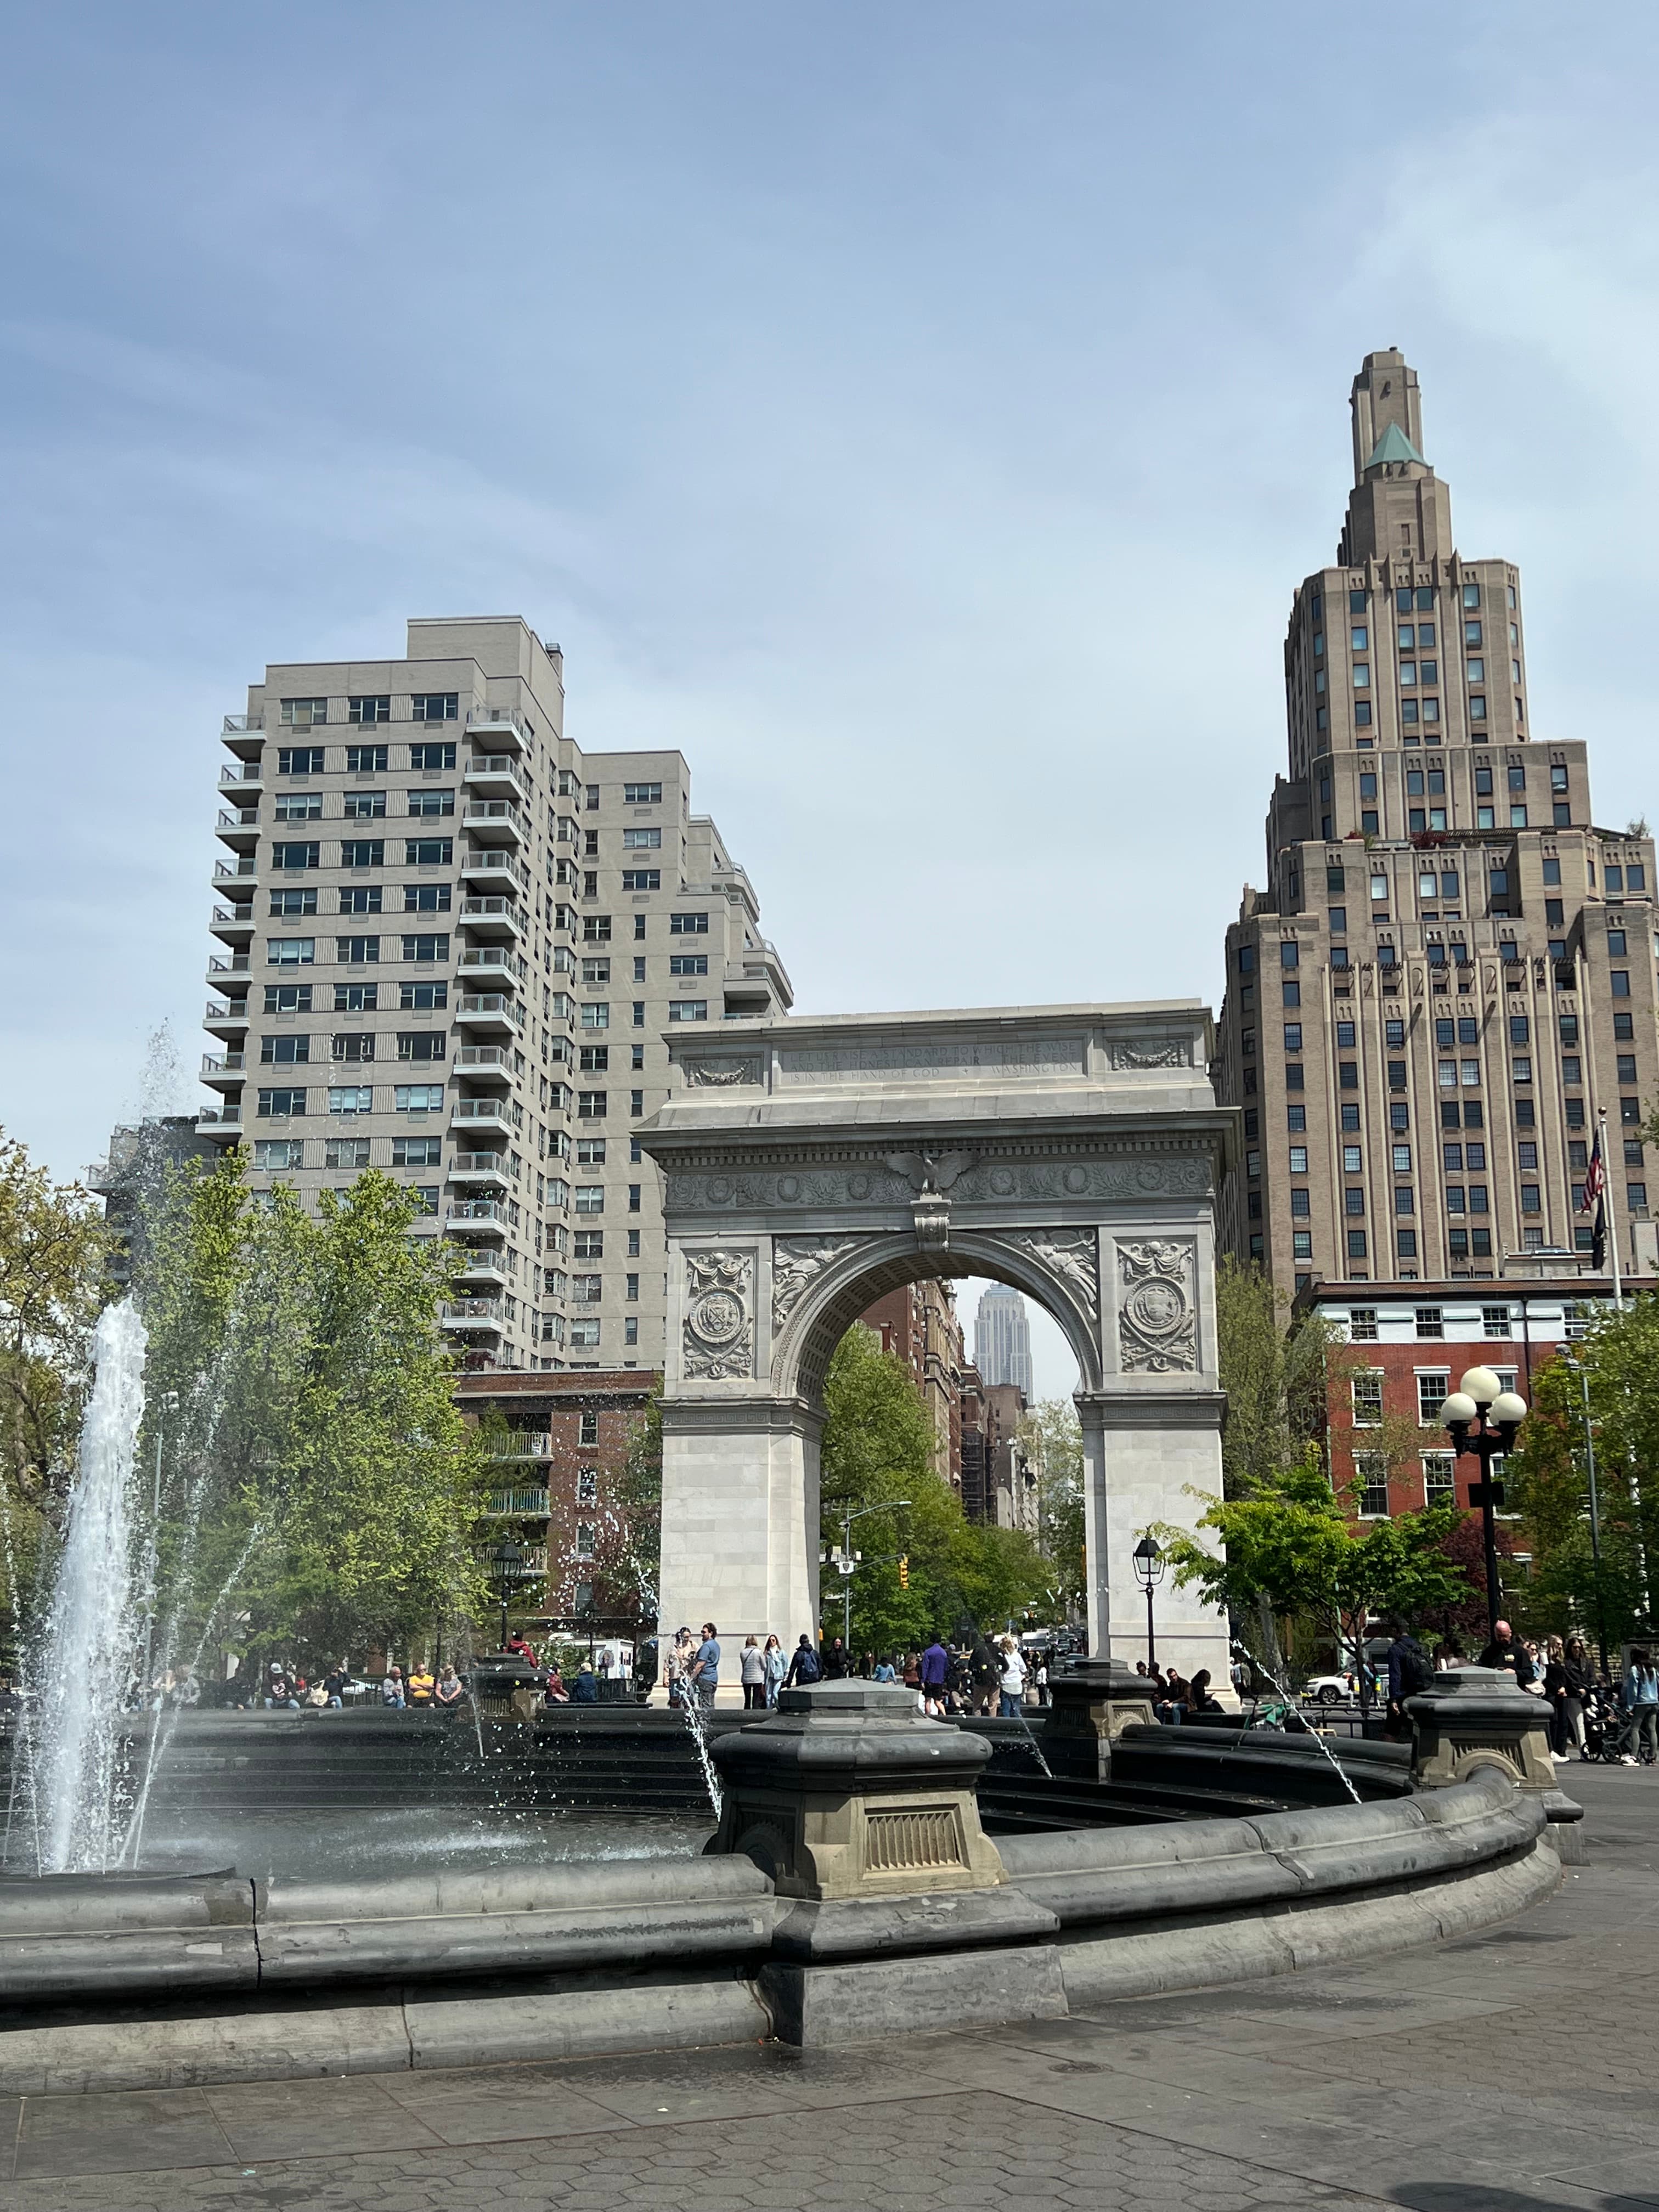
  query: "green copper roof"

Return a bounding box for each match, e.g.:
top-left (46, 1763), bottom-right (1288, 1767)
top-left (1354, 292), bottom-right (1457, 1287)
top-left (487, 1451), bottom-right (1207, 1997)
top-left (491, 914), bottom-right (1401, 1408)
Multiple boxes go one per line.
top-left (1367, 422), bottom-right (1425, 468)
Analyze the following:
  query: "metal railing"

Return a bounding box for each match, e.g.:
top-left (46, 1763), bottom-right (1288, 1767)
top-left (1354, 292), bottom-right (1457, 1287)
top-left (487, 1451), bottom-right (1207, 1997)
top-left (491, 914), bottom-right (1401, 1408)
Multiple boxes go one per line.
top-left (456, 994), bottom-right (522, 1023)
top-left (205, 1001), bottom-right (249, 1023)
top-left (212, 857), bottom-right (257, 880)
top-left (452, 1098), bottom-right (522, 1125)
top-left (207, 954), bottom-right (251, 975)
top-left (220, 759), bottom-right (262, 783)
top-left (462, 801), bottom-right (526, 829)
top-left (482, 1488), bottom-right (551, 1515)
top-left (455, 1045), bottom-right (514, 1071)
top-left (459, 947), bottom-right (525, 975)
top-left (196, 1107), bottom-right (244, 1127)
top-left (217, 808), bottom-right (259, 830)
top-left (461, 897), bottom-right (524, 925)
top-left (459, 851), bottom-right (522, 881)
top-left (449, 1150), bottom-right (507, 1173)
top-left (223, 714), bottom-right (261, 733)
top-left (211, 904), bottom-right (255, 926)
top-left (484, 1433), bottom-right (550, 1461)
top-left (465, 755), bottom-right (524, 781)
top-left (201, 1052), bottom-right (246, 1074)
top-left (447, 1198), bottom-right (507, 1224)
top-left (441, 1299), bottom-right (502, 1323)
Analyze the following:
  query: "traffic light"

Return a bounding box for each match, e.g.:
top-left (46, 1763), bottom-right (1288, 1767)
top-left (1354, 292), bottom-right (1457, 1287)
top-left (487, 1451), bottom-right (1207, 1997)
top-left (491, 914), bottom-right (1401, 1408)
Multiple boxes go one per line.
top-left (898, 1554), bottom-right (909, 1589)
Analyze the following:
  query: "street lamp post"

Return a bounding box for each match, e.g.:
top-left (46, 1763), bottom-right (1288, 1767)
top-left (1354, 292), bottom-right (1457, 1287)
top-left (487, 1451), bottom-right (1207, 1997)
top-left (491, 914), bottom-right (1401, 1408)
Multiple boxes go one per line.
top-left (823, 1499), bottom-right (910, 1650)
top-left (1561, 1352), bottom-right (1611, 1679)
top-left (1132, 1535), bottom-right (1164, 1672)
top-left (1440, 1366), bottom-right (1527, 1650)
top-left (489, 1539), bottom-right (524, 1651)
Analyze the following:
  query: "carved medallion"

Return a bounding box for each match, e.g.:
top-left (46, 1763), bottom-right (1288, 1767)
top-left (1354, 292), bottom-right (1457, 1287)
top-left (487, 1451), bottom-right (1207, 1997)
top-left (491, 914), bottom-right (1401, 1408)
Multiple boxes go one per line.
top-left (1118, 1240), bottom-right (1197, 1374)
top-left (683, 1249), bottom-right (754, 1380)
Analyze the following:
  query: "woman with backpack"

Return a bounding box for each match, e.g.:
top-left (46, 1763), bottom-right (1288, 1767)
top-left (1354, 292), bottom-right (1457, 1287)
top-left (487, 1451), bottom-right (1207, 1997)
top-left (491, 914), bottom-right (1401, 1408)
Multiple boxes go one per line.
top-left (783, 1634), bottom-right (821, 1689)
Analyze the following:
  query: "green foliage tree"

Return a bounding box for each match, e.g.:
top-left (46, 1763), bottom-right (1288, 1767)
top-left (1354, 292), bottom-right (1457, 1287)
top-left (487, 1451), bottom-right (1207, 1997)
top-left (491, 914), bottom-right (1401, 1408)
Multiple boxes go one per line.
top-left (1153, 1454), bottom-right (1472, 1697)
top-left (0, 1131), bottom-right (112, 1630)
top-left (1022, 1397), bottom-right (1084, 1620)
top-left (140, 1154), bottom-right (488, 1671)
top-left (817, 1324), bottom-right (1045, 1657)
top-left (1504, 1314), bottom-right (1659, 1650)
top-left (1214, 1256), bottom-right (1331, 1497)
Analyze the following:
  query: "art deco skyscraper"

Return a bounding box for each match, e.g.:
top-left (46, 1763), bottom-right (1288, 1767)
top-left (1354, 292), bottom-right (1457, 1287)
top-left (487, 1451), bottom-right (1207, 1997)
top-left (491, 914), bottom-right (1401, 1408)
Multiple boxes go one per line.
top-left (1217, 353), bottom-right (1658, 1295)
top-left (974, 1283), bottom-right (1034, 1396)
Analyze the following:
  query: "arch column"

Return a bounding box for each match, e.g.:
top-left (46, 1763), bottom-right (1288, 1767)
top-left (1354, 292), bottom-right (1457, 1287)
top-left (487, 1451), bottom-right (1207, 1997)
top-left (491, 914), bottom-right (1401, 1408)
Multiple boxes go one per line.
top-left (657, 1395), bottom-right (821, 1667)
top-left (1076, 1388), bottom-right (1229, 1689)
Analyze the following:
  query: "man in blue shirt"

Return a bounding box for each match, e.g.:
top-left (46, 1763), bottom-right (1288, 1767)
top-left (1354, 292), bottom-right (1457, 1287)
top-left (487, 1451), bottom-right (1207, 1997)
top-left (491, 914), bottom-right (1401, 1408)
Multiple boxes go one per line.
top-left (690, 1622), bottom-right (721, 1709)
top-left (919, 1637), bottom-right (950, 1707)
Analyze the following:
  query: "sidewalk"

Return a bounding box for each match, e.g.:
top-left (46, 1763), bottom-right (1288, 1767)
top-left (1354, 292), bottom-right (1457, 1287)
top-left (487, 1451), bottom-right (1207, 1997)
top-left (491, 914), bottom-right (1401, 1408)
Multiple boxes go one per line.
top-left (0, 1763), bottom-right (1653, 2211)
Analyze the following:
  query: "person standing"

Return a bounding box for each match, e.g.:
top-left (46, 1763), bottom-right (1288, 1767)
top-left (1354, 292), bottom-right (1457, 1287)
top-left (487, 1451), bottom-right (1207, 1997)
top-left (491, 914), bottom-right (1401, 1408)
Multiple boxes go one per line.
top-left (783, 1633), bottom-right (821, 1688)
top-left (763, 1633), bottom-right (786, 1707)
top-left (823, 1637), bottom-right (849, 1680)
top-left (1560, 1637), bottom-right (1593, 1758)
top-left (740, 1635), bottom-right (766, 1711)
top-left (919, 1634), bottom-right (950, 1714)
top-left (997, 1636), bottom-right (1028, 1720)
top-left (1479, 1620), bottom-right (1536, 1687)
top-left (667, 1627), bottom-right (695, 1706)
top-left (1383, 1617), bottom-right (1432, 1742)
top-left (690, 1621), bottom-right (721, 1711)
top-left (1620, 1646), bottom-right (1658, 1765)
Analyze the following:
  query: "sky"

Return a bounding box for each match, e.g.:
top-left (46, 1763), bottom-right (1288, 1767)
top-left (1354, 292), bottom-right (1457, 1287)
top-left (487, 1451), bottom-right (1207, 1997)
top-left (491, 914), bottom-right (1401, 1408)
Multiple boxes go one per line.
top-left (5, 2), bottom-right (1659, 1266)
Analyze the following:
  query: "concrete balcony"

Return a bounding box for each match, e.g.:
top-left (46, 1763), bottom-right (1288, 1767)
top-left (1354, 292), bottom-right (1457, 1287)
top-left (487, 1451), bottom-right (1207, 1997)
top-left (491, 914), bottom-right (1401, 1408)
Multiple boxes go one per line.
top-left (484, 1433), bottom-right (551, 1463)
top-left (200, 1052), bottom-right (246, 1090)
top-left (448, 1151), bottom-right (510, 1189)
top-left (207, 952), bottom-right (251, 986)
top-left (481, 1486), bottom-right (551, 1516)
top-left (221, 714), bottom-right (265, 761)
top-left (454, 1044), bottom-right (515, 1086)
top-left (210, 902), bottom-right (256, 946)
top-left (215, 807), bottom-right (261, 854)
top-left (461, 801), bottom-right (527, 849)
top-left (723, 938), bottom-right (794, 1017)
top-left (464, 710), bottom-right (529, 755)
top-left (453, 1252), bottom-right (511, 1290)
top-left (459, 850), bottom-right (524, 895)
top-left (445, 1198), bottom-right (510, 1237)
top-left (460, 897), bottom-right (525, 941)
top-left (219, 757), bottom-right (264, 798)
top-left (212, 855), bottom-right (258, 891)
top-left (454, 993), bottom-right (522, 1036)
top-left (204, 1000), bottom-right (250, 1038)
top-left (441, 1299), bottom-right (504, 1333)
top-left (450, 1097), bottom-right (523, 1137)
top-left (458, 946), bottom-right (525, 988)
top-left (196, 1103), bottom-right (244, 1142)
top-left (463, 755), bottom-right (528, 803)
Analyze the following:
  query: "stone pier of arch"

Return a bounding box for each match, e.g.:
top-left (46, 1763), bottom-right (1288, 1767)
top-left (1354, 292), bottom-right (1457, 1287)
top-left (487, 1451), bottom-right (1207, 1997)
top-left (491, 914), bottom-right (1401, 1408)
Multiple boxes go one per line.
top-left (638, 1001), bottom-right (1238, 1689)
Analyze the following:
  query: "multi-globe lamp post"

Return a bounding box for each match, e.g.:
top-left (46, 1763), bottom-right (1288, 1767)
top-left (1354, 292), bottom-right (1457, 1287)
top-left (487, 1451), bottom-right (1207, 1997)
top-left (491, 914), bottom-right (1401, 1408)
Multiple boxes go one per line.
top-left (1438, 1365), bottom-right (1527, 1649)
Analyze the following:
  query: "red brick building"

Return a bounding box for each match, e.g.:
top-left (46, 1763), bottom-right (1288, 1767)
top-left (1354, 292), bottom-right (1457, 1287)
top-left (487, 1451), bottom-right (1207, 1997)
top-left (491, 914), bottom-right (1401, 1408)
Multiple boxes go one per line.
top-left (861, 1280), bottom-right (966, 1494)
top-left (455, 1369), bottom-right (655, 1633)
top-left (1304, 1274), bottom-right (1648, 1519)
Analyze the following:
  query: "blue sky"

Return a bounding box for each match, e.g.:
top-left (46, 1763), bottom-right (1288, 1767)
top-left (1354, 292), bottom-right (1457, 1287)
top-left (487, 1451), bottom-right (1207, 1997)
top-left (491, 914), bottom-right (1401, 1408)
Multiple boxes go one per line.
top-left (3, 3), bottom-right (1658, 1398)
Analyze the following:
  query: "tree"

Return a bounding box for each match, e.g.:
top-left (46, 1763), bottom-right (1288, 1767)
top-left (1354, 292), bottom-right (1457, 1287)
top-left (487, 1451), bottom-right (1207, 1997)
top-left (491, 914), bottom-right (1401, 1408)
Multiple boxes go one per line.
top-left (585, 1383), bottom-right (662, 1633)
top-left (139, 1155), bottom-right (489, 1671)
top-left (1214, 1257), bottom-right (1331, 1498)
top-left (1020, 1398), bottom-right (1084, 1621)
top-left (1504, 1312), bottom-right (1659, 1650)
top-left (0, 1131), bottom-right (112, 1633)
top-left (817, 1324), bottom-right (1045, 1657)
top-left (1153, 1453), bottom-right (1473, 1699)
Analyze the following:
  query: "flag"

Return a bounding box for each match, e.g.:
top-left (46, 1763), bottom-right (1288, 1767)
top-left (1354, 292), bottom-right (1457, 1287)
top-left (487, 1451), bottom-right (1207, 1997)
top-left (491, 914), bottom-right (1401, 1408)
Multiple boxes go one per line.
top-left (1579, 1128), bottom-right (1607, 1268)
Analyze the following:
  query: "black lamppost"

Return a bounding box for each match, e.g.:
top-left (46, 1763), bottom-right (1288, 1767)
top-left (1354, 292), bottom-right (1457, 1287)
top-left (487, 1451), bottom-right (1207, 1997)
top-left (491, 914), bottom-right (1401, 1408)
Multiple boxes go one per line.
top-left (489, 1539), bottom-right (524, 1651)
top-left (1439, 1365), bottom-right (1527, 1649)
top-left (1560, 1351), bottom-right (1612, 1679)
top-left (1132, 1536), bottom-right (1165, 1672)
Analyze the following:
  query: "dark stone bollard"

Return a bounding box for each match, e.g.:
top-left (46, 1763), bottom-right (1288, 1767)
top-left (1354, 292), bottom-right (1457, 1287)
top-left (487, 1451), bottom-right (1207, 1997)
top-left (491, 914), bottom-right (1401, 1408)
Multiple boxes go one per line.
top-left (707, 1680), bottom-right (1005, 1899)
top-left (1406, 1665), bottom-right (1585, 1861)
top-left (1040, 1658), bottom-right (1157, 1782)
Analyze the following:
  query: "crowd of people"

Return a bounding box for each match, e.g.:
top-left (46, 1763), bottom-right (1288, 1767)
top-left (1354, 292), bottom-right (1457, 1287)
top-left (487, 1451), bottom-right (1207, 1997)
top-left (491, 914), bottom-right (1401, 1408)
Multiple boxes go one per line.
top-left (1379, 1617), bottom-right (1659, 1765)
top-left (660, 1625), bottom-right (1052, 1718)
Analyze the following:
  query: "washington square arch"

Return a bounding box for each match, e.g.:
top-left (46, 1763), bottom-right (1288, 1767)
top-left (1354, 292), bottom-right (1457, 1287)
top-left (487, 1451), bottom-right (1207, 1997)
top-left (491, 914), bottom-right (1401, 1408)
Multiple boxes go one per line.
top-left (640, 998), bottom-right (1237, 1688)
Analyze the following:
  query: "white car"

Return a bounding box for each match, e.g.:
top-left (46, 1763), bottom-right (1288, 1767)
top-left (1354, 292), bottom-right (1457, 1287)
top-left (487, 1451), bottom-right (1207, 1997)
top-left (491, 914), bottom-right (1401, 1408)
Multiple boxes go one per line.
top-left (1301, 1669), bottom-right (1385, 1706)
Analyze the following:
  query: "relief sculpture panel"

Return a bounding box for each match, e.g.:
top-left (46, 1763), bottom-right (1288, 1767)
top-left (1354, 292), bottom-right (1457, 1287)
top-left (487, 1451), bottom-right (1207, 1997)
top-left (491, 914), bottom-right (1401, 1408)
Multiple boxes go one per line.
top-left (1117, 1239), bottom-right (1198, 1374)
top-left (682, 1249), bottom-right (755, 1381)
top-left (770, 1236), bottom-right (872, 1330)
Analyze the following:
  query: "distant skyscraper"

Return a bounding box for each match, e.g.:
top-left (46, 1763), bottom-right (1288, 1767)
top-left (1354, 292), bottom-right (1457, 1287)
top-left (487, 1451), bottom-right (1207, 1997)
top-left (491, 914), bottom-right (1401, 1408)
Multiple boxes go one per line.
top-left (974, 1285), bottom-right (1032, 1396)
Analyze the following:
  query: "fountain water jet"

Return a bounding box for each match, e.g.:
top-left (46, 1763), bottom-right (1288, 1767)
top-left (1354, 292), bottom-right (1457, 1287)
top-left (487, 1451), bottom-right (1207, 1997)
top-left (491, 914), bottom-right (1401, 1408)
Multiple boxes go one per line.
top-left (31, 1299), bottom-right (149, 1874)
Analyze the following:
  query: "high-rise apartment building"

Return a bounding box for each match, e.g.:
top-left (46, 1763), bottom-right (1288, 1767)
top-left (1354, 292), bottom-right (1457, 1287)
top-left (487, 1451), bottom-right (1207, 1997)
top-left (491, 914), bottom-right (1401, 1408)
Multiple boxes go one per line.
top-left (1217, 353), bottom-right (1658, 1295)
top-left (200, 616), bottom-right (792, 1374)
top-left (973, 1284), bottom-right (1034, 1395)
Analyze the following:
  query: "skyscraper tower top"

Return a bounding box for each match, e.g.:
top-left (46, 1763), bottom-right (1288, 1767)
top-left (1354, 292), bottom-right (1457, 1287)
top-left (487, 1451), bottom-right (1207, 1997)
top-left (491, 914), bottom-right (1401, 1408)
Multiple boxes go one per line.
top-left (974, 1284), bottom-right (1032, 1397)
top-left (1338, 348), bottom-right (1452, 571)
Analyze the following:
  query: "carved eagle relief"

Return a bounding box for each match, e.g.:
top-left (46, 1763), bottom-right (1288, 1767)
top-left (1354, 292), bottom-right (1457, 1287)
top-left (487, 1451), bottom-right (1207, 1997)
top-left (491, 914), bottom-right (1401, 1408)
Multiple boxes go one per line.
top-left (883, 1150), bottom-right (975, 1195)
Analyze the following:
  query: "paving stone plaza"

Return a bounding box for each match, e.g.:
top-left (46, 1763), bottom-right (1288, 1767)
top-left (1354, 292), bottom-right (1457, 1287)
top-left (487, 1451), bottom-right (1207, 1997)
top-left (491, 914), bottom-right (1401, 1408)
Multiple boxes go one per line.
top-left (1, 1764), bottom-right (1650, 2211)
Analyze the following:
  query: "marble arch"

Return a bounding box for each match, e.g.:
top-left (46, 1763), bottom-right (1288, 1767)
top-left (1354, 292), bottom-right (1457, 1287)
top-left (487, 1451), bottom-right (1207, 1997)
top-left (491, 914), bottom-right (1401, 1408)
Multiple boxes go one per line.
top-left (638, 1001), bottom-right (1237, 1687)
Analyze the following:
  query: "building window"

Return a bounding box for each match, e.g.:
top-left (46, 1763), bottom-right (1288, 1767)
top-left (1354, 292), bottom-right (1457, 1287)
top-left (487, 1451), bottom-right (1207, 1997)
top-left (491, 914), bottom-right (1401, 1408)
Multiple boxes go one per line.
top-left (253, 1139), bottom-right (306, 1171)
top-left (1356, 1454), bottom-right (1390, 1519)
top-left (348, 696), bottom-right (391, 725)
top-left (392, 1084), bottom-right (442, 1112)
top-left (621, 869), bottom-right (661, 891)
top-left (668, 1001), bottom-right (709, 1022)
top-left (574, 1186), bottom-right (605, 1214)
top-left (1292, 1229), bottom-right (1312, 1258)
top-left (1351, 1372), bottom-right (1384, 1425)
top-left (1415, 1306), bottom-right (1444, 1339)
top-left (1290, 1188), bottom-right (1311, 1218)
top-left (279, 699), bottom-right (328, 730)
top-left (1423, 1452), bottom-right (1456, 1506)
top-left (569, 1322), bottom-right (601, 1350)
top-left (257, 1088), bottom-right (307, 1118)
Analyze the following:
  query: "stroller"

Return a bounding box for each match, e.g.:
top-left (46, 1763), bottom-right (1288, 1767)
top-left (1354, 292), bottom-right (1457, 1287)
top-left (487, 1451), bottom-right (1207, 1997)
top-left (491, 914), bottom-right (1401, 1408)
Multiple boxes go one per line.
top-left (1581, 1682), bottom-right (1626, 1763)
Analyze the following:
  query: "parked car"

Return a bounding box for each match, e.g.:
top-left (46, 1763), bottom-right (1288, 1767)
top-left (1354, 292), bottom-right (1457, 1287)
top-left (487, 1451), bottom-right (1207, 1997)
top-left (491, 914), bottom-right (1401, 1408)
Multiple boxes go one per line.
top-left (1301, 1667), bottom-right (1386, 1706)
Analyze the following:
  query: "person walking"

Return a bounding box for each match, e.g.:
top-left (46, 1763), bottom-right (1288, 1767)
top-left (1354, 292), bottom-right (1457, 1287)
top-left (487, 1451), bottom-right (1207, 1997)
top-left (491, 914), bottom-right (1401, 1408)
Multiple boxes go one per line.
top-left (1560, 1637), bottom-right (1593, 1758)
top-left (1383, 1617), bottom-right (1433, 1741)
top-left (997, 1635), bottom-right (1028, 1719)
top-left (1033, 1656), bottom-right (1049, 1709)
top-left (1620, 1646), bottom-right (1658, 1765)
top-left (823, 1636), bottom-right (849, 1680)
top-left (919, 1634), bottom-right (950, 1715)
top-left (763, 1633), bottom-right (786, 1707)
top-left (783, 1633), bottom-right (821, 1688)
top-left (740, 1634), bottom-right (767, 1711)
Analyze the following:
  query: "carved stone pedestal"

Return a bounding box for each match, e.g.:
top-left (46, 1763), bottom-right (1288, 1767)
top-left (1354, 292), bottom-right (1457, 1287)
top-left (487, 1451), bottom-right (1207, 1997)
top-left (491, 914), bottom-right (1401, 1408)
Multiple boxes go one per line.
top-left (707, 1681), bottom-right (1005, 1900)
top-left (1407, 1666), bottom-right (1584, 1859)
top-left (1040, 1658), bottom-right (1158, 1782)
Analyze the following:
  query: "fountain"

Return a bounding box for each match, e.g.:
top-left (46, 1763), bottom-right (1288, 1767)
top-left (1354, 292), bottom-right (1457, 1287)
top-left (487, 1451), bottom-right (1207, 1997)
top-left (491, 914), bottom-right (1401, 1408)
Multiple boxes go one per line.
top-left (26, 1299), bottom-right (150, 1875)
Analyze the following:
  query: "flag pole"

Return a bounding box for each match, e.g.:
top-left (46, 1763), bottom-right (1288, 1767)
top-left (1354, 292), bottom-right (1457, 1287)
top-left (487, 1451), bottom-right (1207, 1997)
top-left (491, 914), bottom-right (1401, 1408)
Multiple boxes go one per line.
top-left (1599, 1107), bottom-right (1624, 1310)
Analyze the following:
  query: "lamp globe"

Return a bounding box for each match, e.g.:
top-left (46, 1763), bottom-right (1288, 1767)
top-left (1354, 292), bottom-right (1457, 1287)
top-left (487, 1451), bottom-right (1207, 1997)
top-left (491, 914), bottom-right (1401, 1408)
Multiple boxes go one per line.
top-left (1460, 1367), bottom-right (1503, 1407)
